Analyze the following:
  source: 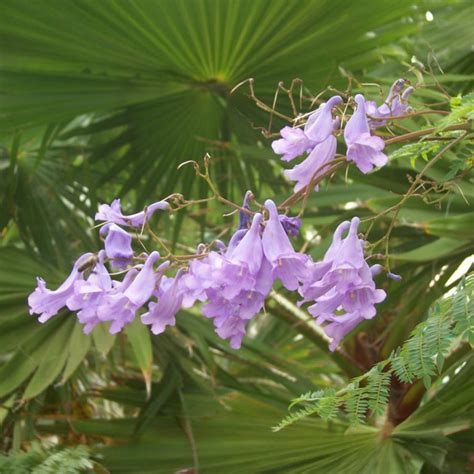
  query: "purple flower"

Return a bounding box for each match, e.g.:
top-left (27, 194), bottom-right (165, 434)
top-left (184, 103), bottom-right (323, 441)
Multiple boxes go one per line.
top-left (304, 96), bottom-right (342, 144)
top-left (387, 272), bottom-right (402, 282)
top-left (344, 95), bottom-right (388, 174)
top-left (322, 312), bottom-right (364, 351)
top-left (238, 190), bottom-right (253, 229)
top-left (300, 217), bottom-right (386, 351)
top-left (366, 79), bottom-right (414, 127)
top-left (141, 272), bottom-right (184, 335)
top-left (279, 215), bottom-right (302, 237)
top-left (67, 251), bottom-right (114, 333)
top-left (262, 199), bottom-right (309, 290)
top-left (100, 224), bottom-right (133, 269)
top-left (227, 213), bottom-right (263, 274)
top-left (272, 127), bottom-right (315, 162)
top-left (284, 131), bottom-right (337, 193)
top-left (209, 213), bottom-right (265, 300)
top-left (202, 289), bottom-right (265, 349)
top-left (95, 251), bottom-right (163, 333)
top-left (179, 214), bottom-right (273, 347)
top-left (179, 251), bottom-right (222, 308)
top-left (225, 229), bottom-right (247, 256)
top-left (28, 253), bottom-right (94, 323)
top-left (95, 199), bottom-right (169, 228)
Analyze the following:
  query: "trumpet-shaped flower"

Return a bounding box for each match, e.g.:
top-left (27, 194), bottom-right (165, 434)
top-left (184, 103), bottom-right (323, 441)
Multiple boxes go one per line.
top-left (344, 95), bottom-right (388, 174)
top-left (271, 127), bottom-right (315, 162)
top-left (101, 224), bottom-right (133, 269)
top-left (180, 213), bottom-right (273, 347)
top-left (142, 272), bottom-right (184, 335)
top-left (66, 251), bottom-right (113, 333)
top-left (95, 252), bottom-right (163, 333)
top-left (95, 199), bottom-right (169, 228)
top-left (284, 131), bottom-right (337, 193)
top-left (262, 200), bottom-right (308, 290)
top-left (202, 289), bottom-right (265, 349)
top-left (227, 213), bottom-right (263, 274)
top-left (304, 96), bottom-right (342, 144)
top-left (366, 79), bottom-right (413, 127)
top-left (28, 252), bottom-right (94, 323)
top-left (300, 217), bottom-right (386, 350)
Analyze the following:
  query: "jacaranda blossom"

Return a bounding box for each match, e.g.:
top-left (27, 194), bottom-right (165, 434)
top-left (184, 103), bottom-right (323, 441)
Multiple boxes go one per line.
top-left (27, 78), bottom-right (410, 357)
top-left (95, 199), bottom-right (169, 228)
top-left (366, 79), bottom-right (413, 127)
top-left (304, 95), bottom-right (342, 144)
top-left (202, 289), bottom-right (265, 349)
top-left (180, 213), bottom-right (273, 348)
top-left (284, 120), bottom-right (338, 193)
top-left (271, 126), bottom-right (315, 162)
top-left (279, 215), bottom-right (302, 237)
top-left (67, 251), bottom-right (115, 333)
top-left (94, 251), bottom-right (163, 333)
top-left (142, 272), bottom-right (184, 335)
top-left (262, 199), bottom-right (309, 291)
top-left (300, 217), bottom-right (386, 350)
top-left (344, 94), bottom-right (388, 174)
top-left (28, 252), bottom-right (94, 323)
top-left (101, 223), bottom-right (133, 269)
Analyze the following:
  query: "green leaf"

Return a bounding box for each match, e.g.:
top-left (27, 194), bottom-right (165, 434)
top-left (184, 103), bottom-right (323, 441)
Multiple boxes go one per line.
top-left (60, 323), bottom-right (91, 383)
top-left (392, 238), bottom-right (469, 261)
top-left (91, 324), bottom-right (116, 357)
top-left (23, 318), bottom-right (75, 399)
top-left (424, 213), bottom-right (474, 240)
top-left (126, 318), bottom-right (153, 398)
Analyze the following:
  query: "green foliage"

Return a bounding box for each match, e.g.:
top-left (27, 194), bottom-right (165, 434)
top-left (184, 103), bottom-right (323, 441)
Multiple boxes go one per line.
top-left (0, 1), bottom-right (473, 472)
top-left (277, 274), bottom-right (474, 430)
top-left (439, 92), bottom-right (474, 128)
top-left (366, 368), bottom-right (391, 417)
top-left (0, 444), bottom-right (94, 474)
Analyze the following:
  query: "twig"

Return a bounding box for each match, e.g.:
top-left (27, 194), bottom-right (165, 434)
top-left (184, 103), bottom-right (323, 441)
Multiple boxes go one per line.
top-left (384, 123), bottom-right (470, 146)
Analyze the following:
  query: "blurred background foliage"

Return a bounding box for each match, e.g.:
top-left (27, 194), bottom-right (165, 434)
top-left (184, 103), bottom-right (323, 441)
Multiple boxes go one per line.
top-left (0, 0), bottom-right (473, 472)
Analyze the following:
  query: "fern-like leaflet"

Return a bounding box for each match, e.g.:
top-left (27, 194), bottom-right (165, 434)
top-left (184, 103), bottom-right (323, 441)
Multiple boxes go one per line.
top-left (275, 273), bottom-right (473, 429)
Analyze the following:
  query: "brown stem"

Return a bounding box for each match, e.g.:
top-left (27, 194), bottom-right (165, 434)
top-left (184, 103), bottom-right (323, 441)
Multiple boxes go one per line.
top-left (367, 109), bottom-right (450, 123)
top-left (384, 122), bottom-right (471, 146)
top-left (279, 158), bottom-right (346, 209)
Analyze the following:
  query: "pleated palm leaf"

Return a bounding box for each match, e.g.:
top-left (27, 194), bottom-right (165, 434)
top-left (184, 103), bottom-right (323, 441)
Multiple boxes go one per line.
top-left (0, 0), bottom-right (473, 473)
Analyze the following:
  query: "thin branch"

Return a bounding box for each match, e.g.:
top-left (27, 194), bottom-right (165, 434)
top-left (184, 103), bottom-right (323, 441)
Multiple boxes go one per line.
top-left (384, 123), bottom-right (470, 146)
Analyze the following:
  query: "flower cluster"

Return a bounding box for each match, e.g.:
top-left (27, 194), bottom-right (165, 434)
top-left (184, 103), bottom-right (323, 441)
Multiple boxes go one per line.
top-left (28, 198), bottom-right (387, 351)
top-left (29, 200), bottom-right (176, 336)
top-left (180, 199), bottom-right (310, 348)
top-left (299, 217), bottom-right (386, 350)
top-left (28, 81), bottom-right (408, 352)
top-left (272, 79), bottom-right (413, 184)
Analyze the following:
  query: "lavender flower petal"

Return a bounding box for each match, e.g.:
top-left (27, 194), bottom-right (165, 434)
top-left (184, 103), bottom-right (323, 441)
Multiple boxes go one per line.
top-left (262, 199), bottom-right (308, 290)
top-left (28, 252), bottom-right (94, 323)
top-left (272, 127), bottom-right (315, 162)
top-left (142, 273), bottom-right (184, 335)
top-left (304, 96), bottom-right (342, 143)
top-left (96, 199), bottom-right (169, 228)
top-left (101, 224), bottom-right (133, 269)
top-left (284, 134), bottom-right (337, 192)
top-left (300, 216), bottom-right (387, 350)
top-left (279, 215), bottom-right (301, 237)
top-left (344, 95), bottom-right (388, 174)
